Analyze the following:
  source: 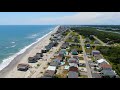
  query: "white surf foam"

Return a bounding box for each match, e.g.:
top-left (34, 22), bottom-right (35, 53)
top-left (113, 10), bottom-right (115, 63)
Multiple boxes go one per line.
top-left (11, 42), bottom-right (15, 44)
top-left (0, 25), bottom-right (59, 71)
top-left (11, 45), bottom-right (16, 48)
top-left (27, 33), bottom-right (39, 39)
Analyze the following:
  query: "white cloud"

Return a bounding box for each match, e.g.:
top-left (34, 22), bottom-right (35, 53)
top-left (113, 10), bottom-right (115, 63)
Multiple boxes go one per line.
top-left (1, 12), bottom-right (120, 25)
top-left (31, 12), bottom-right (120, 25)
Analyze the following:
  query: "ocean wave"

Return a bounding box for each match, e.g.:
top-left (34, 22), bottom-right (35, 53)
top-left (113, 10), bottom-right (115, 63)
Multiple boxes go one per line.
top-left (11, 42), bottom-right (15, 44)
top-left (5, 45), bottom-right (16, 49)
top-left (0, 26), bottom-right (59, 71)
top-left (11, 45), bottom-right (16, 48)
top-left (27, 33), bottom-right (39, 39)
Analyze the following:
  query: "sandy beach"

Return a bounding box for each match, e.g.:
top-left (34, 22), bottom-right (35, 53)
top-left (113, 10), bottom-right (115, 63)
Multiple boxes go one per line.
top-left (0, 25), bottom-right (60, 78)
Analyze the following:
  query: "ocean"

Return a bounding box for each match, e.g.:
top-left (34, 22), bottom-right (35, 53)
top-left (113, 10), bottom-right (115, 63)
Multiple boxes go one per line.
top-left (0, 25), bottom-right (57, 70)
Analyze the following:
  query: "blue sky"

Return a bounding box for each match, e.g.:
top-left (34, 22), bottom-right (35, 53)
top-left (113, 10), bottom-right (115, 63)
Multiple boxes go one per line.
top-left (0, 12), bottom-right (120, 25)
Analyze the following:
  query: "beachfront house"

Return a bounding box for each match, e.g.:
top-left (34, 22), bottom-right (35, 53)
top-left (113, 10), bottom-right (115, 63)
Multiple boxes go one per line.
top-left (92, 50), bottom-right (100, 56)
top-left (68, 71), bottom-right (78, 78)
top-left (41, 49), bottom-right (47, 53)
top-left (28, 57), bottom-right (37, 63)
top-left (35, 53), bottom-right (43, 60)
top-left (45, 45), bottom-right (52, 51)
top-left (17, 63), bottom-right (30, 71)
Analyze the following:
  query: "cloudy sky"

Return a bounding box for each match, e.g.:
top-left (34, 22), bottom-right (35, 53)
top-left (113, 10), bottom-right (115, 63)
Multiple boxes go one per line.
top-left (0, 12), bottom-right (120, 25)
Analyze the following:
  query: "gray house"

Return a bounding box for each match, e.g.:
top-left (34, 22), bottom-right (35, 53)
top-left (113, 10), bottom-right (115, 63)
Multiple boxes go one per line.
top-left (101, 70), bottom-right (116, 78)
top-left (35, 53), bottom-right (43, 60)
top-left (50, 61), bottom-right (59, 67)
top-left (43, 70), bottom-right (56, 77)
top-left (28, 57), bottom-right (37, 63)
top-left (17, 64), bottom-right (30, 71)
top-left (92, 50), bottom-right (100, 56)
top-left (68, 71), bottom-right (78, 78)
top-left (68, 58), bottom-right (79, 64)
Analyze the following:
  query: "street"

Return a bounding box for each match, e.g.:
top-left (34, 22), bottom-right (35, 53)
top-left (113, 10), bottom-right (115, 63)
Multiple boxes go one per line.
top-left (80, 35), bottom-right (92, 78)
top-left (93, 35), bottom-right (107, 46)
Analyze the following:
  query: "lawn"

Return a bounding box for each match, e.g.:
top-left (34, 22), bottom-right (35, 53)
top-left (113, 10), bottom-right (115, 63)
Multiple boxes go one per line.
top-left (79, 75), bottom-right (88, 78)
top-left (55, 70), bottom-right (68, 78)
top-left (85, 48), bottom-right (92, 55)
top-left (79, 57), bottom-right (84, 60)
top-left (91, 56), bottom-right (95, 62)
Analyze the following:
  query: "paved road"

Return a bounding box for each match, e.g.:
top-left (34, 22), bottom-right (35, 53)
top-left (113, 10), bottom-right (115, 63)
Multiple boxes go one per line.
top-left (92, 35), bottom-right (107, 46)
top-left (80, 35), bottom-right (92, 78)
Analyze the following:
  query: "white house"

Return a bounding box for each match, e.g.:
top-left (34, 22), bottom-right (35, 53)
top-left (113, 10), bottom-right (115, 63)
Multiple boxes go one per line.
top-left (96, 59), bottom-right (109, 65)
top-left (46, 66), bottom-right (56, 71)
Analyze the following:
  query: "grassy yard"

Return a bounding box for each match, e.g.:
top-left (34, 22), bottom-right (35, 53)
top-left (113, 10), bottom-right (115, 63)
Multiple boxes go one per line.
top-left (85, 48), bottom-right (92, 55)
top-left (91, 56), bottom-right (95, 62)
top-left (79, 75), bottom-right (88, 78)
top-left (55, 70), bottom-right (68, 78)
top-left (79, 57), bottom-right (84, 60)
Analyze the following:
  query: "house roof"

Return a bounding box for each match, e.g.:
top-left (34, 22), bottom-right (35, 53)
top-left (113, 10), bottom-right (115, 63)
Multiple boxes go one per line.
top-left (69, 63), bottom-right (78, 67)
top-left (97, 59), bottom-right (109, 64)
top-left (68, 58), bottom-right (78, 63)
top-left (64, 65), bottom-right (70, 69)
top-left (44, 70), bottom-right (55, 77)
top-left (92, 73), bottom-right (101, 78)
top-left (68, 71), bottom-right (78, 78)
top-left (73, 56), bottom-right (79, 60)
top-left (100, 64), bottom-right (112, 68)
top-left (101, 70), bottom-right (116, 76)
top-left (50, 61), bottom-right (59, 66)
top-left (46, 66), bottom-right (56, 71)
top-left (56, 56), bottom-right (62, 61)
top-left (69, 66), bottom-right (78, 72)
top-left (71, 49), bottom-right (78, 52)
top-left (68, 57), bottom-right (77, 61)
top-left (17, 64), bottom-right (29, 69)
top-left (92, 50), bottom-right (100, 54)
top-left (53, 59), bottom-right (61, 63)
top-left (41, 76), bottom-right (52, 78)
top-left (59, 49), bottom-right (66, 55)
top-left (28, 57), bottom-right (35, 60)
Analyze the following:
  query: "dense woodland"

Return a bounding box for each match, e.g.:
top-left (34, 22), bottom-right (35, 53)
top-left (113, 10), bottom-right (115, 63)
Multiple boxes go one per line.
top-left (71, 27), bottom-right (120, 44)
top-left (96, 46), bottom-right (120, 76)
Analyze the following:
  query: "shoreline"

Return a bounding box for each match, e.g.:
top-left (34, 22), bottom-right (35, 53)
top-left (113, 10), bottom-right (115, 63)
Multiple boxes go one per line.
top-left (0, 25), bottom-right (60, 78)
